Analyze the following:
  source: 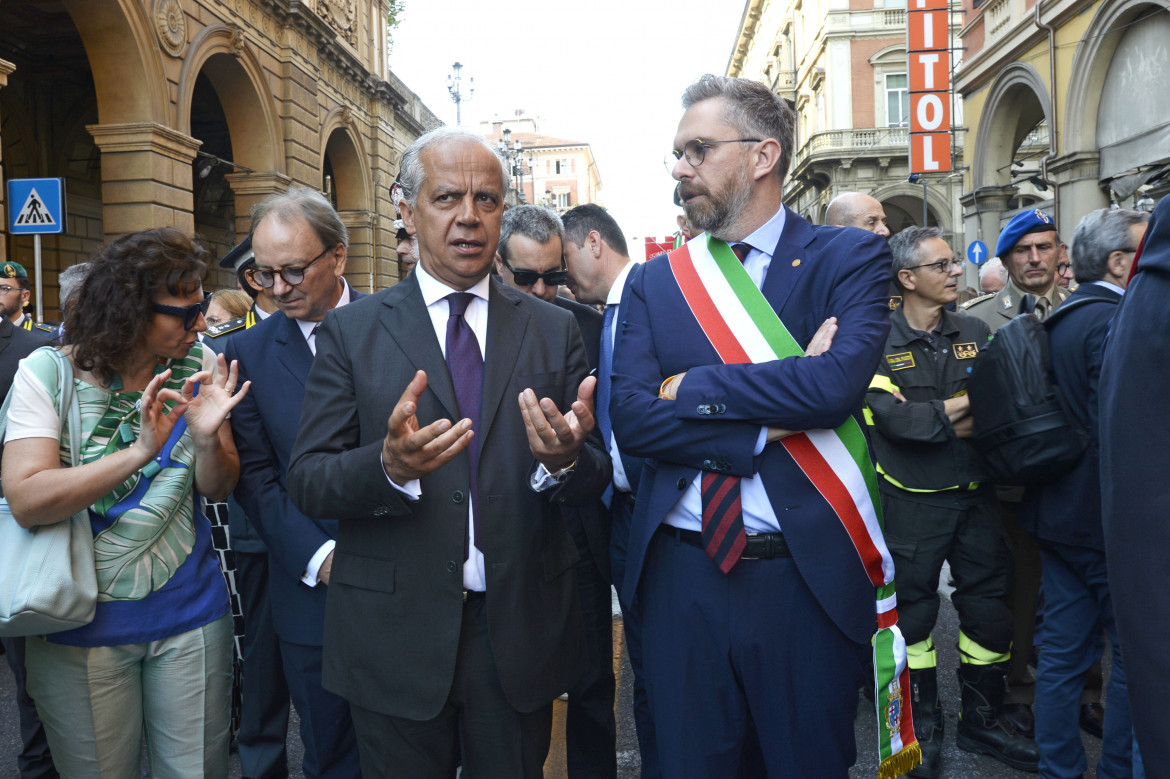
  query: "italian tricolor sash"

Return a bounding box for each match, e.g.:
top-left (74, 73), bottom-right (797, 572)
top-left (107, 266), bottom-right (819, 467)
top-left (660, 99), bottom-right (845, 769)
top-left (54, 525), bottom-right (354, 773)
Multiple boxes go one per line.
top-left (666, 234), bottom-right (921, 779)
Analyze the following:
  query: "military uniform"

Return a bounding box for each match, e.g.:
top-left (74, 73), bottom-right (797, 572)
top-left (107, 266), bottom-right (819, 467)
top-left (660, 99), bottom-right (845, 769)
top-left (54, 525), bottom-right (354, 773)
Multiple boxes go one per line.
top-left (16, 315), bottom-right (55, 338)
top-left (961, 274), bottom-right (1070, 333)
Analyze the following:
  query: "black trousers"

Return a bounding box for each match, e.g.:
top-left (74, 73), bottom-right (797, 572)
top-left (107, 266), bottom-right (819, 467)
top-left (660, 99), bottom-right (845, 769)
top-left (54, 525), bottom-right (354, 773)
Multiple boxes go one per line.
top-left (349, 597), bottom-right (552, 779)
top-left (1, 636), bottom-right (57, 779)
top-left (564, 512), bottom-right (617, 779)
top-left (881, 489), bottom-right (1014, 653)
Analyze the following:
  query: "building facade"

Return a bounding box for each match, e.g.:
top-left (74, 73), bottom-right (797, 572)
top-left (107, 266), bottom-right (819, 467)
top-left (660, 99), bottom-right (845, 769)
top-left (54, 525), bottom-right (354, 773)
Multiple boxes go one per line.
top-left (727, 0), bottom-right (967, 248)
top-left (0, 0), bottom-right (439, 319)
top-left (955, 0), bottom-right (1167, 247)
top-left (480, 116), bottom-right (603, 213)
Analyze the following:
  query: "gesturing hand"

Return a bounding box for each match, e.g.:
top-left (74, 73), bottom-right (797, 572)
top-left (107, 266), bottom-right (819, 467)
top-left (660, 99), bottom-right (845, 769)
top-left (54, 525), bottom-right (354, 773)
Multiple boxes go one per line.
top-left (519, 375), bottom-right (596, 472)
top-left (133, 369), bottom-right (187, 462)
top-left (382, 370), bottom-right (474, 486)
top-left (184, 353), bottom-right (252, 444)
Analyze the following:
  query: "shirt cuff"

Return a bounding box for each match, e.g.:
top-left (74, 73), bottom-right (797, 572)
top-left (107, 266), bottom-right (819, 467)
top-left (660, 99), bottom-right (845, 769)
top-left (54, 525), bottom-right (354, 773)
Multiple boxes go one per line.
top-left (301, 540), bottom-right (337, 587)
top-left (530, 463), bottom-right (558, 492)
top-left (755, 427), bottom-right (768, 455)
top-left (382, 454), bottom-right (422, 499)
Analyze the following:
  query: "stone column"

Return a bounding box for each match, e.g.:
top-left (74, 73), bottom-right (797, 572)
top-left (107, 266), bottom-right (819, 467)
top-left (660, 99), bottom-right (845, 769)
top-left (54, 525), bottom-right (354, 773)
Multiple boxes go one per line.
top-left (0, 57), bottom-right (17, 261)
top-left (960, 184), bottom-right (1018, 256)
top-left (338, 209), bottom-right (376, 292)
top-left (1048, 150), bottom-right (1106, 228)
top-left (86, 123), bottom-right (202, 235)
top-left (224, 171), bottom-right (294, 239)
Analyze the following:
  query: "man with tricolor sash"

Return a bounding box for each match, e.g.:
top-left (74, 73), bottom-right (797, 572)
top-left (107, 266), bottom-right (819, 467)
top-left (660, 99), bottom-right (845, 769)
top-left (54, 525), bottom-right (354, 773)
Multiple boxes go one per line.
top-left (610, 74), bottom-right (917, 777)
top-left (865, 227), bottom-right (1037, 777)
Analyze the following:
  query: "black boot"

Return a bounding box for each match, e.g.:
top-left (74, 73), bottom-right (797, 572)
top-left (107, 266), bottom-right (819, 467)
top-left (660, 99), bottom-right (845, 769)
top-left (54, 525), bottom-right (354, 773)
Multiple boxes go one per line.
top-left (956, 663), bottom-right (1040, 772)
top-left (908, 668), bottom-right (943, 779)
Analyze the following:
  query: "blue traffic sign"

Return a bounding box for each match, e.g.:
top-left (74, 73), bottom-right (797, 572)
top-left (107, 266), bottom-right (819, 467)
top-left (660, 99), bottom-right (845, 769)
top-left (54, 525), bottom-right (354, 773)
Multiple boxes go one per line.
top-left (8, 178), bottom-right (64, 235)
top-left (967, 240), bottom-right (988, 266)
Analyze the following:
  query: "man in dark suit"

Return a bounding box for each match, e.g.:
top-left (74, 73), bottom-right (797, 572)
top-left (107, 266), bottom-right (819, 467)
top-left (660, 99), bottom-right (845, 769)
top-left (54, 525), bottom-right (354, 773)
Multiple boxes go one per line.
top-left (204, 234), bottom-right (293, 779)
top-left (0, 316), bottom-right (58, 779)
top-left (561, 203), bottom-right (662, 778)
top-left (1026, 207), bottom-right (1148, 777)
top-left (287, 129), bottom-right (609, 778)
top-left (1101, 195), bottom-right (1170, 776)
top-left (496, 204), bottom-right (615, 779)
top-left (224, 187), bottom-right (363, 779)
top-left (610, 75), bottom-right (892, 776)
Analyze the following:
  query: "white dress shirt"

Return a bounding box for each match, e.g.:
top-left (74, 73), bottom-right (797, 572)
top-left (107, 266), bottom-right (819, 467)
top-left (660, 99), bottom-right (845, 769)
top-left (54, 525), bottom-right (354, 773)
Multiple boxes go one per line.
top-left (663, 206), bottom-right (787, 534)
top-left (606, 259), bottom-right (639, 493)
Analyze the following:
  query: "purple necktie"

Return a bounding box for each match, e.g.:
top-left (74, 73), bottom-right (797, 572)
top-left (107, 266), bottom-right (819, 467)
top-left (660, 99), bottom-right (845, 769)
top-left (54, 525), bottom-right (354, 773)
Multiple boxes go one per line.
top-left (701, 242), bottom-right (749, 573)
top-left (445, 293), bottom-right (483, 555)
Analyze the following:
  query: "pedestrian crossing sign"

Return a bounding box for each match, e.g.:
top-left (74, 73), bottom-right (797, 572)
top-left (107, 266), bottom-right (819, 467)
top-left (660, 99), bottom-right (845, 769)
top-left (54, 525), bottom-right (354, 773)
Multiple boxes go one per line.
top-left (7, 178), bottom-right (65, 235)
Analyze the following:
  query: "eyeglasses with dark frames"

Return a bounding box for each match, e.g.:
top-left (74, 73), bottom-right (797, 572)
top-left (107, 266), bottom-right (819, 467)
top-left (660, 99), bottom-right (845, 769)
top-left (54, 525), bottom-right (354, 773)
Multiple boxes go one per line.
top-left (504, 260), bottom-right (568, 288)
top-left (664, 138), bottom-right (763, 172)
top-left (910, 258), bottom-right (964, 274)
top-left (247, 245), bottom-right (335, 289)
top-left (1057, 262), bottom-right (1072, 276)
top-left (152, 296), bottom-right (210, 330)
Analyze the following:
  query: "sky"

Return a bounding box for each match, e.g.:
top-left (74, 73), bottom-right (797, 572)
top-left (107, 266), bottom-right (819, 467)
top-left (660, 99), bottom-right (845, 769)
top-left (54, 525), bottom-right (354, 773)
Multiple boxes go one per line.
top-left (388, 0), bottom-right (747, 250)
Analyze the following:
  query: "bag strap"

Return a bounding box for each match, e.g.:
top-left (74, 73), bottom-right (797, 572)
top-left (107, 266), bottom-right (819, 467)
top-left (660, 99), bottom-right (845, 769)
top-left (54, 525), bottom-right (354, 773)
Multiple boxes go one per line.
top-left (1044, 295), bottom-right (1117, 329)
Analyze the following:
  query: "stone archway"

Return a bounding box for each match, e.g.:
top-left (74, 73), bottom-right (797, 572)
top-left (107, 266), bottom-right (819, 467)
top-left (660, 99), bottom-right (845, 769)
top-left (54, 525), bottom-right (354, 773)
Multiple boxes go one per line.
top-left (971, 64), bottom-right (1051, 192)
top-left (320, 114), bottom-right (375, 290)
top-left (873, 182), bottom-right (952, 235)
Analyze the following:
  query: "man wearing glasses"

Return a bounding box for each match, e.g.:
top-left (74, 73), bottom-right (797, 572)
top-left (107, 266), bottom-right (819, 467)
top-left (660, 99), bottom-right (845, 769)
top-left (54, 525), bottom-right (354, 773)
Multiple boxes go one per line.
top-left (0, 261), bottom-right (53, 337)
top-left (610, 75), bottom-right (893, 775)
top-left (961, 209), bottom-right (1074, 743)
top-left (222, 186), bottom-right (363, 779)
top-left (496, 204), bottom-right (617, 779)
top-left (866, 227), bottom-right (1035, 776)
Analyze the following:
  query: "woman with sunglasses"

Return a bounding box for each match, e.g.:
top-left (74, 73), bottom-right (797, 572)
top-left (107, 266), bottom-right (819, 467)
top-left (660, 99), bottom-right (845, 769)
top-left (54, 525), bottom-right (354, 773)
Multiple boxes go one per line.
top-left (2, 227), bottom-right (250, 777)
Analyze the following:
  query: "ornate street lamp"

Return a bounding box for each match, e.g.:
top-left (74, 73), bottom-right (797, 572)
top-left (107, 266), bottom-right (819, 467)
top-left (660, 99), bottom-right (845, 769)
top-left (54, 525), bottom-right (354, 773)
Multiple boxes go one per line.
top-left (447, 62), bottom-right (474, 126)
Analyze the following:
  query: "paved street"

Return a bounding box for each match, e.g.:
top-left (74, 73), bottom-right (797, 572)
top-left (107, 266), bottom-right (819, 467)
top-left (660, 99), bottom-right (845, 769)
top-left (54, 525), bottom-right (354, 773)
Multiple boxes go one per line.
top-left (0, 568), bottom-right (1107, 777)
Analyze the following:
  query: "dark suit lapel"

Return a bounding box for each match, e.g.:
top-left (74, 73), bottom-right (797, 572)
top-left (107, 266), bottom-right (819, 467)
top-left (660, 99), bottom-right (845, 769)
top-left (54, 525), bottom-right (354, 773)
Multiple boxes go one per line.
top-left (479, 280), bottom-right (528, 445)
top-left (761, 206), bottom-right (816, 318)
top-left (274, 314), bottom-right (314, 386)
top-left (378, 275), bottom-right (460, 420)
top-left (0, 317), bottom-right (13, 359)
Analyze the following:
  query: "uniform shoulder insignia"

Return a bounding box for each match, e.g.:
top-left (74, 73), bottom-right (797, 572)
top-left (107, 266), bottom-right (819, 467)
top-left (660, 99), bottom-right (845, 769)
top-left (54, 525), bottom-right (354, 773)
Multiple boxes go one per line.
top-left (204, 316), bottom-right (246, 338)
top-left (32, 322), bottom-right (54, 333)
top-left (960, 293), bottom-right (995, 310)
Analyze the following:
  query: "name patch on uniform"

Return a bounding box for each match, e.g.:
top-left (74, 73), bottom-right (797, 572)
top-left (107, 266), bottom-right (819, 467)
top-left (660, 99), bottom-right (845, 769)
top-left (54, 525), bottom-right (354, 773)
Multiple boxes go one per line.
top-left (953, 342), bottom-right (979, 359)
top-left (886, 352), bottom-right (915, 371)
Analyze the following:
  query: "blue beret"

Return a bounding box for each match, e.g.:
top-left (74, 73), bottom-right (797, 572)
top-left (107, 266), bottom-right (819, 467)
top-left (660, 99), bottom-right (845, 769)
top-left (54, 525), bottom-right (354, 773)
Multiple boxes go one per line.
top-left (218, 234), bottom-right (254, 271)
top-left (996, 208), bottom-right (1057, 259)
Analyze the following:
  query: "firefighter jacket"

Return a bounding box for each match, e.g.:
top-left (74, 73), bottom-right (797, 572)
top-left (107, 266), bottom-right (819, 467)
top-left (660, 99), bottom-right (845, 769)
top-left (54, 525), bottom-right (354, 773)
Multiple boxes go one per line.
top-left (865, 305), bottom-right (993, 495)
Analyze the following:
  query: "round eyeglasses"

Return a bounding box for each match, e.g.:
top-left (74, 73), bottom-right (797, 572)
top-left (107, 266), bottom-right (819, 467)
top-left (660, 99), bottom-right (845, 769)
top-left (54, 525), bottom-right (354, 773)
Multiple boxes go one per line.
top-left (664, 138), bottom-right (762, 173)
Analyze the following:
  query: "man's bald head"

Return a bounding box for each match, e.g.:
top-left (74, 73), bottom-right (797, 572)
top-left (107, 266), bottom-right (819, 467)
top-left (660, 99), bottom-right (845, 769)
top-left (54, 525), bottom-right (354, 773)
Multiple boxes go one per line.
top-left (826, 192), bottom-right (890, 238)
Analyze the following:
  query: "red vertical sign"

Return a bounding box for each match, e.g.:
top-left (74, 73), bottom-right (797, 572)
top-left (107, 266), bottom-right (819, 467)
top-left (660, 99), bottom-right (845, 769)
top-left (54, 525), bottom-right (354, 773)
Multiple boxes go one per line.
top-left (907, 0), bottom-right (952, 173)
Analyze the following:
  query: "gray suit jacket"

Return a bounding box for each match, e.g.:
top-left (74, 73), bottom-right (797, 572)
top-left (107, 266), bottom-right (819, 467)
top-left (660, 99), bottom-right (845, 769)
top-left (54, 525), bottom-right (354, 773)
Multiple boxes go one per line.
top-left (288, 274), bottom-right (609, 720)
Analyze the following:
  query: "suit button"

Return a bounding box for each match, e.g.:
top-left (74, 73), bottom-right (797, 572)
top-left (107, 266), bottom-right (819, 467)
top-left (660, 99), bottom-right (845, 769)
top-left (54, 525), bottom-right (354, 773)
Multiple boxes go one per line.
top-left (677, 478), bottom-right (688, 490)
top-left (452, 490), bottom-right (465, 504)
top-left (446, 561), bottom-right (458, 573)
top-left (373, 507), bottom-right (388, 517)
top-left (716, 404), bottom-right (727, 414)
top-left (702, 459), bottom-right (714, 469)
top-left (697, 404), bottom-right (710, 415)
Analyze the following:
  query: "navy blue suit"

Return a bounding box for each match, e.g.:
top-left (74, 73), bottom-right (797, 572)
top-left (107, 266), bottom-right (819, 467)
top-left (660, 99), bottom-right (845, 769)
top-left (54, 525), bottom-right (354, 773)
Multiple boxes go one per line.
top-left (610, 209), bottom-right (890, 776)
top-left (1024, 283), bottom-right (1139, 777)
top-left (1100, 195), bottom-right (1170, 776)
top-left (226, 300), bottom-right (363, 779)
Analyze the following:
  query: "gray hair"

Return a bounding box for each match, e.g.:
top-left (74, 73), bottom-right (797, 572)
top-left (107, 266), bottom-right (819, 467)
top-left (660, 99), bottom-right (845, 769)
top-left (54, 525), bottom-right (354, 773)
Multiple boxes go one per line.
top-left (889, 226), bottom-right (944, 288)
top-left (398, 127), bottom-right (511, 208)
top-left (59, 262), bottom-right (92, 306)
top-left (250, 185), bottom-right (348, 249)
top-left (1071, 208), bottom-right (1149, 283)
top-left (499, 206), bottom-right (563, 263)
top-left (978, 257), bottom-right (1008, 291)
top-left (681, 75), bottom-right (796, 184)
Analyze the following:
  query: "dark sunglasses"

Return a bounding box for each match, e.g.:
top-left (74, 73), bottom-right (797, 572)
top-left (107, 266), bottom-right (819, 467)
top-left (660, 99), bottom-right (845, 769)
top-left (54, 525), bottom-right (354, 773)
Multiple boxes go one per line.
top-left (246, 245), bottom-right (334, 289)
top-left (505, 262), bottom-right (568, 288)
top-left (152, 296), bottom-right (209, 330)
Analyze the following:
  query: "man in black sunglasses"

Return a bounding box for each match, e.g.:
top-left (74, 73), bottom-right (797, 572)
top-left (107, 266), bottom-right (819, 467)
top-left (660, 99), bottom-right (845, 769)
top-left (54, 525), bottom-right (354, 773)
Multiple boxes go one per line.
top-left (496, 204), bottom-right (615, 778)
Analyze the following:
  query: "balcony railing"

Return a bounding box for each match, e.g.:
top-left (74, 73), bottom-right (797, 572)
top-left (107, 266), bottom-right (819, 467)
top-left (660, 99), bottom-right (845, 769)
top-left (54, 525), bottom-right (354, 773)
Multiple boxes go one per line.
top-left (790, 126), bottom-right (966, 172)
top-left (772, 71), bottom-right (797, 92)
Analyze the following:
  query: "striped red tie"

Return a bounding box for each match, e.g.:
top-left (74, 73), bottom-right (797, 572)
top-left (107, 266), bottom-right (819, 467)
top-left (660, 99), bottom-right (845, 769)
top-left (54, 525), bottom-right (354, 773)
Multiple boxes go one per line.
top-left (700, 241), bottom-right (749, 573)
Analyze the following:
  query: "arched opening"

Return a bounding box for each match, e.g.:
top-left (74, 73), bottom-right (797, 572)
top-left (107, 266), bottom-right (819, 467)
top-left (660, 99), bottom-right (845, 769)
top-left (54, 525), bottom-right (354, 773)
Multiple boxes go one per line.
top-left (190, 70), bottom-right (237, 277)
top-left (972, 64), bottom-right (1051, 193)
top-left (882, 194), bottom-right (942, 235)
top-left (0, 2), bottom-right (104, 321)
top-left (323, 126), bottom-right (369, 212)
